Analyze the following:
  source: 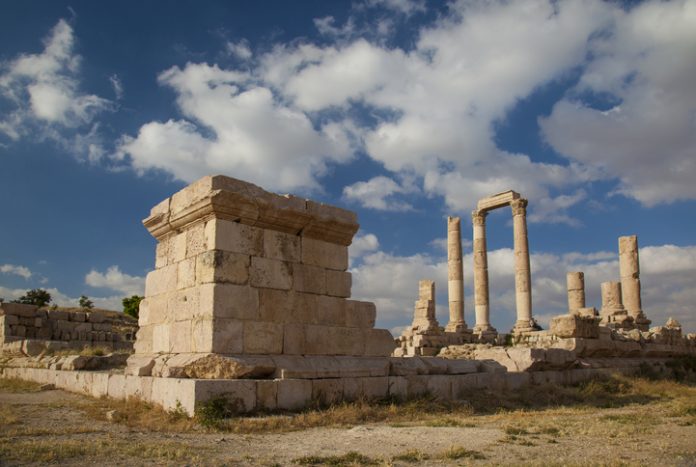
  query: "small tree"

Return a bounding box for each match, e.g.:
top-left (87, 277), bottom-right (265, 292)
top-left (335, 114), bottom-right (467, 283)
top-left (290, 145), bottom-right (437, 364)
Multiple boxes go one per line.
top-left (122, 295), bottom-right (143, 319)
top-left (79, 295), bottom-right (94, 309)
top-left (13, 289), bottom-right (52, 307)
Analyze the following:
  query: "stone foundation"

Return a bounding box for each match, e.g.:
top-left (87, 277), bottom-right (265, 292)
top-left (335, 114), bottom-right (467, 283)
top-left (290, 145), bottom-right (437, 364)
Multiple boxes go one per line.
top-left (0, 361), bottom-right (666, 416)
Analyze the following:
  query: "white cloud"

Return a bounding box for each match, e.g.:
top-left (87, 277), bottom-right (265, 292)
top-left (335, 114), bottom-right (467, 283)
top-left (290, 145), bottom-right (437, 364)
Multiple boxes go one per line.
top-left (0, 264), bottom-right (32, 279)
top-left (343, 175), bottom-right (417, 211)
top-left (85, 265), bottom-right (144, 297)
top-left (113, 0), bottom-right (692, 220)
top-left (260, 0), bottom-right (613, 218)
top-left (115, 62), bottom-right (355, 192)
top-left (349, 232), bottom-right (380, 262)
top-left (0, 19), bottom-right (112, 144)
top-left (362, 0), bottom-right (426, 16)
top-left (225, 40), bottom-right (253, 60)
top-left (540, 0), bottom-right (696, 206)
top-left (109, 74), bottom-right (123, 100)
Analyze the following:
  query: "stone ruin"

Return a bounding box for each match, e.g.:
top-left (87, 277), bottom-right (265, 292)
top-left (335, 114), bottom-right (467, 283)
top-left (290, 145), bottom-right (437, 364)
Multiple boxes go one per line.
top-left (1, 176), bottom-right (694, 416)
top-left (0, 303), bottom-right (136, 355)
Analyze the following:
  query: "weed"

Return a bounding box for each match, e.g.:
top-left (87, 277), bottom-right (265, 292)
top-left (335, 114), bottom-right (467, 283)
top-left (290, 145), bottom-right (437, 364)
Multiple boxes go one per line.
top-left (504, 426), bottom-right (529, 436)
top-left (195, 397), bottom-right (238, 428)
top-left (292, 451), bottom-right (379, 466)
top-left (0, 378), bottom-right (42, 393)
top-left (439, 446), bottom-right (486, 460)
top-left (392, 449), bottom-right (430, 462)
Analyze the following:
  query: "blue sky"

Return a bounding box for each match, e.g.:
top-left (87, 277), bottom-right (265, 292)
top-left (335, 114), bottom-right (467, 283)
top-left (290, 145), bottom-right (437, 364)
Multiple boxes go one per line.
top-left (1, 0), bottom-right (695, 334)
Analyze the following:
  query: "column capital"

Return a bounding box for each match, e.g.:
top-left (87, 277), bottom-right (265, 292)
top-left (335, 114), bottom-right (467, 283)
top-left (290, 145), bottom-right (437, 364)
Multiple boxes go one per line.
top-left (510, 198), bottom-right (528, 216)
top-left (471, 209), bottom-right (487, 225)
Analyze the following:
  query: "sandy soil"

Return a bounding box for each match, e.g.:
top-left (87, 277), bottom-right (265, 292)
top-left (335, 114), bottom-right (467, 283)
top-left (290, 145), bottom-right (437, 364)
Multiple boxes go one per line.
top-left (1, 382), bottom-right (695, 466)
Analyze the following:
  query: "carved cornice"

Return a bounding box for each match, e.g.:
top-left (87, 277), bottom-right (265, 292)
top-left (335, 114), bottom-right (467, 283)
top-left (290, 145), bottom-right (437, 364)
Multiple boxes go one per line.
top-left (143, 175), bottom-right (359, 246)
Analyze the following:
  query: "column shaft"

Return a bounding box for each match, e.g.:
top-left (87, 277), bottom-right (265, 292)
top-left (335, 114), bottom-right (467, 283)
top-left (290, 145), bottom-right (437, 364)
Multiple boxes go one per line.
top-left (446, 217), bottom-right (466, 332)
top-left (472, 210), bottom-right (494, 332)
top-left (567, 271), bottom-right (585, 313)
top-left (618, 235), bottom-right (642, 317)
top-left (511, 199), bottom-right (533, 332)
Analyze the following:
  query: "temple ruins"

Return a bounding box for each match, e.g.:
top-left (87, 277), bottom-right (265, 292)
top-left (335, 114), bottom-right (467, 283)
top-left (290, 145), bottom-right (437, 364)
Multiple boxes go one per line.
top-left (1, 175), bottom-right (694, 415)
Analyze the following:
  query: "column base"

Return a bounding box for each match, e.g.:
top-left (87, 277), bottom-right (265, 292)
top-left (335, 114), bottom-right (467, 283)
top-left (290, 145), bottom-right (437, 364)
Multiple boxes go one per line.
top-left (631, 312), bottom-right (651, 332)
top-left (472, 325), bottom-right (497, 343)
top-left (444, 322), bottom-right (470, 334)
top-left (511, 319), bottom-right (537, 334)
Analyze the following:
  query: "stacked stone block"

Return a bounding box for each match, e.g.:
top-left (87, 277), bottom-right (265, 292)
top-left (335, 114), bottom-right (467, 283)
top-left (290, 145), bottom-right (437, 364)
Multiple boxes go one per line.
top-left (0, 303), bottom-right (136, 351)
top-left (130, 175), bottom-right (394, 372)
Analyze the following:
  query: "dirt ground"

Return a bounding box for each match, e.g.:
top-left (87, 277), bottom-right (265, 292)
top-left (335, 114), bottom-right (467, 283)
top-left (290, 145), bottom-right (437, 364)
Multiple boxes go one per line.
top-left (1, 376), bottom-right (695, 466)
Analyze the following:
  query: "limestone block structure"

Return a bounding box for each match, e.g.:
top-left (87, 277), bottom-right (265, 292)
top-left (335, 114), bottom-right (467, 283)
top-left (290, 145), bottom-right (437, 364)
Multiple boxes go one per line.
top-left (619, 235), bottom-right (651, 331)
top-left (126, 175), bottom-right (395, 375)
top-left (472, 190), bottom-right (534, 335)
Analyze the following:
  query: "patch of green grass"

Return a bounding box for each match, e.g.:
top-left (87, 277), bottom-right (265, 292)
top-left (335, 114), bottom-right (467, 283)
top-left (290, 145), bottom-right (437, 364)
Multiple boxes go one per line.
top-left (292, 451), bottom-right (379, 466)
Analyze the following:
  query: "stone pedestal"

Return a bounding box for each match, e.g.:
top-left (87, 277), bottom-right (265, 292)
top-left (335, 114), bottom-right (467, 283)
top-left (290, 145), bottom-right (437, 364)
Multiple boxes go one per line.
top-left (126, 175), bottom-right (395, 376)
top-left (471, 210), bottom-right (496, 336)
top-left (445, 217), bottom-right (468, 333)
top-left (511, 199), bottom-right (534, 334)
top-left (619, 235), bottom-right (651, 331)
top-left (567, 272), bottom-right (585, 314)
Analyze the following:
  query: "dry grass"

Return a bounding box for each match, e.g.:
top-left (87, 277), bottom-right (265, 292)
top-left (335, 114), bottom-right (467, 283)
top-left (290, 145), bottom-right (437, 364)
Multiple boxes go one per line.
top-left (81, 396), bottom-right (201, 432)
top-left (0, 438), bottom-right (204, 464)
top-left (75, 374), bottom-right (695, 438)
top-left (0, 377), bottom-right (43, 393)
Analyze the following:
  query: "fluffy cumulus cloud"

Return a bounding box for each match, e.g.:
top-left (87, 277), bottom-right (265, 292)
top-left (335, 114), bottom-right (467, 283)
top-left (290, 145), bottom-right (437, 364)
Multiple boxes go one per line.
top-left (343, 175), bottom-right (417, 211)
top-left (0, 264), bottom-right (32, 280)
top-left (540, 0), bottom-right (696, 206)
top-left (0, 19), bottom-right (111, 151)
top-left (84, 265), bottom-right (144, 297)
top-left (350, 233), bottom-right (696, 334)
top-left (114, 62), bottom-right (355, 192)
top-left (109, 0), bottom-right (695, 220)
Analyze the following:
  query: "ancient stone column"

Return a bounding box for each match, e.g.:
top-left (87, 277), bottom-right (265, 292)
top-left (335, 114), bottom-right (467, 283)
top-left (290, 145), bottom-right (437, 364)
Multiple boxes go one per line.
top-left (600, 281), bottom-right (627, 317)
top-left (472, 210), bottom-right (495, 334)
top-left (619, 235), bottom-right (650, 330)
top-left (567, 272), bottom-right (585, 314)
top-left (445, 216), bottom-right (467, 333)
top-left (511, 199), bottom-right (534, 333)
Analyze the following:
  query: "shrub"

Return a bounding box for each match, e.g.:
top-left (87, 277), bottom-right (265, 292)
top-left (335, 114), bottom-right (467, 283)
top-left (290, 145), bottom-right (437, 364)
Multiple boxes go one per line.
top-left (13, 289), bottom-right (52, 307)
top-left (79, 295), bottom-right (94, 309)
top-left (122, 295), bottom-right (143, 319)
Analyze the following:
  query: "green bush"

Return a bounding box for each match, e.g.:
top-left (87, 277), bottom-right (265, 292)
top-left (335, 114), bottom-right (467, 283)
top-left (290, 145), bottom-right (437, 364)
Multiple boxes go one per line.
top-left (13, 289), bottom-right (52, 307)
top-left (122, 295), bottom-right (143, 319)
top-left (79, 295), bottom-right (94, 309)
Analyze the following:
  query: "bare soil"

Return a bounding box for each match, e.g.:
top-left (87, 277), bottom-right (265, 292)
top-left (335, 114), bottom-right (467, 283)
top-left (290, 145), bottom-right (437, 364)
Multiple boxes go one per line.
top-left (1, 376), bottom-right (695, 466)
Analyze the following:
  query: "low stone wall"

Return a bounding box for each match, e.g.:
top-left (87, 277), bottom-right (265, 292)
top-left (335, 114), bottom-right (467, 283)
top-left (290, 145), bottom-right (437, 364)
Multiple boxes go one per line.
top-left (0, 364), bottom-right (643, 417)
top-left (0, 303), bottom-right (137, 355)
